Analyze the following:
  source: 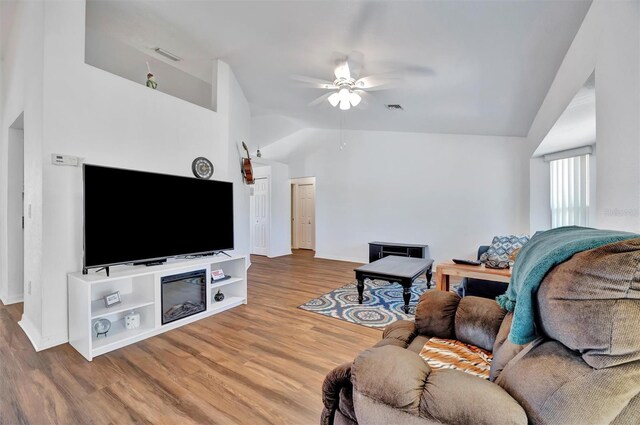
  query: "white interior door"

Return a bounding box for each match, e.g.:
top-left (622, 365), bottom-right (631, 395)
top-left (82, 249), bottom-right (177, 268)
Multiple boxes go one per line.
top-left (297, 183), bottom-right (315, 250)
top-left (251, 177), bottom-right (269, 256)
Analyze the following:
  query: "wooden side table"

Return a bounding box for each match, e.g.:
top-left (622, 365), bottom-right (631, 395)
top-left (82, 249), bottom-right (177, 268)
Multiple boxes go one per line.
top-left (435, 262), bottom-right (511, 292)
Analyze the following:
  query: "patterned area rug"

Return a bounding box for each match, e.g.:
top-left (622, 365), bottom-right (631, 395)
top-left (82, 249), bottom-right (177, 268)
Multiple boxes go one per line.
top-left (299, 279), bottom-right (431, 329)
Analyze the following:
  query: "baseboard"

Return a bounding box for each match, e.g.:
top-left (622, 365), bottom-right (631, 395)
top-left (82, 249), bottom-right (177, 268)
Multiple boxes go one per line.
top-left (314, 252), bottom-right (367, 264)
top-left (18, 315), bottom-right (68, 351)
top-left (18, 315), bottom-right (44, 351)
top-left (268, 250), bottom-right (292, 258)
top-left (0, 293), bottom-right (24, 305)
top-left (38, 334), bottom-right (69, 350)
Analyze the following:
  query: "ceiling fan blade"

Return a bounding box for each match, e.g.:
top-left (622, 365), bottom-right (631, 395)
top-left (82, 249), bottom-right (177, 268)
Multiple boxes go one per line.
top-left (334, 61), bottom-right (351, 81)
top-left (308, 92), bottom-right (333, 107)
top-left (346, 51), bottom-right (364, 80)
top-left (290, 75), bottom-right (337, 89)
top-left (355, 90), bottom-right (376, 109)
top-left (355, 74), bottom-right (402, 91)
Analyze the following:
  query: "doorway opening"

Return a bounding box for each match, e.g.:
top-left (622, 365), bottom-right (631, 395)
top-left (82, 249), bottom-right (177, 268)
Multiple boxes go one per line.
top-left (250, 175), bottom-right (270, 256)
top-left (3, 112), bottom-right (25, 304)
top-left (291, 177), bottom-right (316, 251)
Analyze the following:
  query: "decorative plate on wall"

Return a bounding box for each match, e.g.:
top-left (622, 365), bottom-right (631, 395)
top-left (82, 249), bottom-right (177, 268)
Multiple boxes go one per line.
top-left (192, 157), bottom-right (214, 179)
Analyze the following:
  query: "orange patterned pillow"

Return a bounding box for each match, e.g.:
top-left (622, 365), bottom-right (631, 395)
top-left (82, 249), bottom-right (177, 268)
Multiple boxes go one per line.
top-left (419, 337), bottom-right (493, 379)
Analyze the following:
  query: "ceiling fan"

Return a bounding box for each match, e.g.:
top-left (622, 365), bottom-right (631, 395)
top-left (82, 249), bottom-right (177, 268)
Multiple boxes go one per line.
top-left (292, 57), bottom-right (397, 111)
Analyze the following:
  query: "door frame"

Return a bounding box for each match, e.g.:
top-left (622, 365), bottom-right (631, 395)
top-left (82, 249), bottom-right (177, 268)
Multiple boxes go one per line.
top-left (290, 177), bottom-right (316, 250)
top-left (250, 170), bottom-right (271, 256)
top-left (2, 112), bottom-right (25, 305)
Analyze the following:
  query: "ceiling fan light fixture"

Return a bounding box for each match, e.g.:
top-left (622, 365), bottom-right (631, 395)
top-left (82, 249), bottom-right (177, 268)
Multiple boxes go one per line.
top-left (339, 99), bottom-right (351, 110)
top-left (349, 91), bottom-right (362, 107)
top-left (328, 92), bottom-right (340, 107)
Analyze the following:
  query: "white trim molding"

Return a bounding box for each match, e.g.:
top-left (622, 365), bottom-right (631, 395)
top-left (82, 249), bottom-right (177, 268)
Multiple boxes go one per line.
top-left (0, 294), bottom-right (24, 305)
top-left (543, 145), bottom-right (593, 162)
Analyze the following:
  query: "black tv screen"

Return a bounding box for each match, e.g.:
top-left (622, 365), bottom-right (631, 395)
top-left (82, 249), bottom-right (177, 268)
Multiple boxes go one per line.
top-left (83, 164), bottom-right (234, 269)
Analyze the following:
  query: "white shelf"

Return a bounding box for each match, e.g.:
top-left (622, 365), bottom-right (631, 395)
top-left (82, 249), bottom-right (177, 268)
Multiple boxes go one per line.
top-left (69, 255), bottom-right (247, 361)
top-left (209, 296), bottom-right (245, 313)
top-left (92, 319), bottom-right (153, 352)
top-left (210, 276), bottom-right (243, 290)
top-left (91, 293), bottom-right (154, 319)
top-left (70, 255), bottom-right (242, 283)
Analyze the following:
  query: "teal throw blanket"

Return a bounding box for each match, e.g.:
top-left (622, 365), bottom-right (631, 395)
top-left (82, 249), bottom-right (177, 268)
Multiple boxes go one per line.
top-left (497, 226), bottom-right (639, 345)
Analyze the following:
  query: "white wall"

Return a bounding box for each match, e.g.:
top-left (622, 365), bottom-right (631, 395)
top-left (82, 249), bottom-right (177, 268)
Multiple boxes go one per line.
top-left (594, 1), bottom-right (639, 230)
top-left (0, 1), bottom-right (45, 344)
top-left (1, 1), bottom-right (251, 350)
top-left (267, 161), bottom-right (291, 257)
top-left (263, 129), bottom-right (531, 264)
top-left (528, 0), bottom-right (640, 232)
top-left (223, 61), bottom-right (252, 259)
top-left (529, 157), bottom-right (551, 233)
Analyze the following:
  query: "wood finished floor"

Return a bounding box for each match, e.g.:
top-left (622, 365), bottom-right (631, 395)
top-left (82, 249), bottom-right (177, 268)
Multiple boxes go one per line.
top-left (0, 250), bottom-right (381, 425)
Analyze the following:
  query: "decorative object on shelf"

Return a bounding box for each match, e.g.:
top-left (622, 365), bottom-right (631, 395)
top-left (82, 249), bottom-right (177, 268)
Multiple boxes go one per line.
top-left (214, 290), bottom-right (225, 302)
top-left (145, 62), bottom-right (157, 89)
top-left (93, 318), bottom-right (111, 338)
top-left (191, 157), bottom-right (214, 179)
top-left (124, 311), bottom-right (141, 330)
top-left (103, 291), bottom-right (121, 308)
top-left (146, 73), bottom-right (157, 89)
top-left (211, 269), bottom-right (226, 281)
top-left (241, 141), bottom-right (254, 184)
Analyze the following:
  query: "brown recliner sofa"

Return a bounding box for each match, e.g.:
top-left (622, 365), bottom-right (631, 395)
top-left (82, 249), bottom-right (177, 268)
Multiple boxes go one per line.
top-left (321, 238), bottom-right (640, 425)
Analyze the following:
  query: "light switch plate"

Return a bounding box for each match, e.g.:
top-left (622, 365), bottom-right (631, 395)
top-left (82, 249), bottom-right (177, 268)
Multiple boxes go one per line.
top-left (51, 154), bottom-right (79, 166)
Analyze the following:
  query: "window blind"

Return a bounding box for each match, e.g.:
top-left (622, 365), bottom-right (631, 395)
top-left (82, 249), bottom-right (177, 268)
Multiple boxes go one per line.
top-left (550, 154), bottom-right (589, 228)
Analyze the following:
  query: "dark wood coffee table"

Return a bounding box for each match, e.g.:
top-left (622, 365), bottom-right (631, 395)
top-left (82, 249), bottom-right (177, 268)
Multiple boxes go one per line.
top-left (354, 256), bottom-right (434, 313)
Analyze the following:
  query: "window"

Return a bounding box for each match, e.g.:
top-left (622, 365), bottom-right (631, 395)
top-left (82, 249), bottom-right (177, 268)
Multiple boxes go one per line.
top-left (550, 154), bottom-right (590, 228)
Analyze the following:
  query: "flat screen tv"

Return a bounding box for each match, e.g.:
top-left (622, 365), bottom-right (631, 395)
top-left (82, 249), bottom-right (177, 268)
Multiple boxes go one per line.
top-left (83, 164), bottom-right (233, 272)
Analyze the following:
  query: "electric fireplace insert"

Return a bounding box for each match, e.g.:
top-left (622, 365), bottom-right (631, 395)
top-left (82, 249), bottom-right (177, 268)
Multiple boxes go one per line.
top-left (161, 269), bottom-right (207, 325)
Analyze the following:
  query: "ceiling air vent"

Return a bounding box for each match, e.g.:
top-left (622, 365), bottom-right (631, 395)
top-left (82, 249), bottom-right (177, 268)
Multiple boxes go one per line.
top-left (154, 47), bottom-right (182, 62)
top-left (385, 104), bottom-right (404, 110)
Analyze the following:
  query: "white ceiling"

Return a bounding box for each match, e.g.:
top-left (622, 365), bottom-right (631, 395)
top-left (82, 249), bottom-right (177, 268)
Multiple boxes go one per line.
top-left (0, 0), bottom-right (19, 59)
top-left (86, 0), bottom-right (592, 147)
top-left (533, 73), bottom-right (595, 157)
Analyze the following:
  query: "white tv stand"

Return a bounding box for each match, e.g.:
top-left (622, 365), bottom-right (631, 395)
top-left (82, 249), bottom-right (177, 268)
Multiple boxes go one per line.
top-left (68, 255), bottom-right (247, 361)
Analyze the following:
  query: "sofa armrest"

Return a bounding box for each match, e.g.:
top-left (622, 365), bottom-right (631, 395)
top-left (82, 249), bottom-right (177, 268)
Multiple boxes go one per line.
top-left (455, 296), bottom-right (507, 351)
top-left (374, 320), bottom-right (417, 348)
top-left (322, 363), bottom-right (352, 410)
top-left (321, 363), bottom-right (353, 425)
top-left (415, 291), bottom-right (461, 339)
top-left (420, 368), bottom-right (527, 425)
top-left (352, 346), bottom-right (431, 414)
top-left (352, 346), bottom-right (527, 425)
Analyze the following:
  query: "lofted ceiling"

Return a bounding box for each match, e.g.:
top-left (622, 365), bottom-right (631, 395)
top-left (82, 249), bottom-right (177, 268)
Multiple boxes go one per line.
top-left (86, 0), bottom-right (592, 147)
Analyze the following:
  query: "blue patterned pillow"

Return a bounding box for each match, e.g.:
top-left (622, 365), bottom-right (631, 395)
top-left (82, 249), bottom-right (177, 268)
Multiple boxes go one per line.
top-left (480, 235), bottom-right (530, 265)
